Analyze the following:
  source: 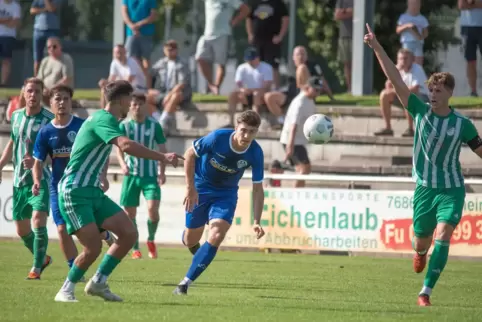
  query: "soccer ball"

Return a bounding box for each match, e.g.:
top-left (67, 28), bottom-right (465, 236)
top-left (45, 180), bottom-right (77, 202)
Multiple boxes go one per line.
top-left (303, 114), bottom-right (334, 144)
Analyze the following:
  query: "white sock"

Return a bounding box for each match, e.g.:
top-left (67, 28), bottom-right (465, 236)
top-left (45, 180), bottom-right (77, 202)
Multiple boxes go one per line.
top-left (179, 277), bottom-right (192, 286)
top-left (31, 267), bottom-right (41, 274)
top-left (420, 285), bottom-right (432, 296)
top-left (92, 271), bottom-right (107, 284)
top-left (277, 116), bottom-right (285, 124)
top-left (61, 278), bottom-right (76, 292)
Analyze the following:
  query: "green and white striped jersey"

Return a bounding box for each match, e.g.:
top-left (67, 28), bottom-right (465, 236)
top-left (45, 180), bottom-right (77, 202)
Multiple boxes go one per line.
top-left (59, 110), bottom-right (123, 191)
top-left (407, 94), bottom-right (478, 188)
top-left (10, 107), bottom-right (54, 187)
top-left (120, 117), bottom-right (166, 178)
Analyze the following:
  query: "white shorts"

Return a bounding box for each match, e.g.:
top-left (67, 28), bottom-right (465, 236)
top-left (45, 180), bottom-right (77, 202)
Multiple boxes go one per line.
top-left (195, 35), bottom-right (230, 65)
top-left (402, 41), bottom-right (424, 57)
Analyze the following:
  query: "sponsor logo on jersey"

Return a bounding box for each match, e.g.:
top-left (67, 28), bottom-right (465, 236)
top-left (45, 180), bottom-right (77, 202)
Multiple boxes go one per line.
top-left (209, 158), bottom-right (236, 174)
top-left (67, 131), bottom-right (77, 143)
top-left (52, 146), bottom-right (72, 158)
top-left (447, 127), bottom-right (455, 136)
top-left (237, 159), bottom-right (248, 169)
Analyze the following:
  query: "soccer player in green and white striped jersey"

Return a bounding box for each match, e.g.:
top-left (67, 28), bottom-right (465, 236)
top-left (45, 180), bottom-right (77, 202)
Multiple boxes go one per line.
top-left (0, 78), bottom-right (54, 280)
top-left (54, 80), bottom-right (183, 303)
top-left (117, 93), bottom-right (167, 260)
top-left (365, 24), bottom-right (482, 306)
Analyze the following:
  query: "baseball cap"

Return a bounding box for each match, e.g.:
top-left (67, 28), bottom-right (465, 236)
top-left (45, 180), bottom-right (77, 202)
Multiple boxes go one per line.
top-left (308, 76), bottom-right (323, 91)
top-left (244, 47), bottom-right (259, 61)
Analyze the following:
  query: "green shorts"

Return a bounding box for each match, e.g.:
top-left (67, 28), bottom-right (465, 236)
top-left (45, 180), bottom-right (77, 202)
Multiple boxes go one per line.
top-left (13, 182), bottom-right (49, 221)
top-left (338, 37), bottom-right (352, 63)
top-left (59, 186), bottom-right (123, 235)
top-left (413, 184), bottom-right (465, 238)
top-left (120, 175), bottom-right (161, 208)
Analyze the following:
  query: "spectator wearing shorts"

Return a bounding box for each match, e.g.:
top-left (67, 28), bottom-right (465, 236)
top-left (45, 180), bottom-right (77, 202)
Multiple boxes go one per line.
top-left (280, 76), bottom-right (323, 188)
top-left (459, 0), bottom-right (482, 97)
top-left (246, 0), bottom-right (289, 89)
top-left (0, 0), bottom-right (20, 86)
top-left (196, 0), bottom-right (250, 95)
top-left (31, 0), bottom-right (62, 77)
top-left (334, 0), bottom-right (353, 92)
top-left (227, 46), bottom-right (273, 127)
top-left (147, 40), bottom-right (192, 133)
top-left (396, 0), bottom-right (428, 66)
top-left (374, 49), bottom-right (429, 137)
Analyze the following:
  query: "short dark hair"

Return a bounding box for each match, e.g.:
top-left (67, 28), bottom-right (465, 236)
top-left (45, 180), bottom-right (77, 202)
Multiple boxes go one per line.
top-left (131, 92), bottom-right (146, 103)
top-left (50, 84), bottom-right (74, 98)
top-left (103, 80), bottom-right (134, 103)
top-left (164, 39), bottom-right (178, 49)
top-left (427, 72), bottom-right (455, 91)
top-left (236, 110), bottom-right (261, 128)
top-left (23, 77), bottom-right (44, 91)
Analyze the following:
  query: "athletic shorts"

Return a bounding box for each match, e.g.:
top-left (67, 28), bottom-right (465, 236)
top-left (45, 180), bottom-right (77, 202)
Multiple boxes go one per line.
top-left (59, 187), bottom-right (122, 235)
top-left (0, 36), bottom-right (15, 59)
top-left (195, 35), bottom-right (230, 65)
top-left (282, 144), bottom-right (310, 166)
top-left (120, 175), bottom-right (161, 208)
top-left (186, 193), bottom-right (237, 229)
top-left (13, 182), bottom-right (49, 221)
top-left (412, 184), bottom-right (465, 238)
top-left (254, 40), bottom-right (281, 69)
top-left (242, 94), bottom-right (254, 110)
top-left (402, 40), bottom-right (424, 57)
top-left (338, 37), bottom-right (352, 63)
top-left (125, 35), bottom-right (153, 61)
top-left (50, 191), bottom-right (65, 226)
top-left (461, 26), bottom-right (482, 62)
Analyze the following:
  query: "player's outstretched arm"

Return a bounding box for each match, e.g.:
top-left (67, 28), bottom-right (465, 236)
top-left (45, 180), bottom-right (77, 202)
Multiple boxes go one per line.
top-left (364, 24), bottom-right (411, 107)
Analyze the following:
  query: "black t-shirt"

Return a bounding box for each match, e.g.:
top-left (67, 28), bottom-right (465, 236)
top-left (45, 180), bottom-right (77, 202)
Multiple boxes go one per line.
top-left (249, 0), bottom-right (289, 42)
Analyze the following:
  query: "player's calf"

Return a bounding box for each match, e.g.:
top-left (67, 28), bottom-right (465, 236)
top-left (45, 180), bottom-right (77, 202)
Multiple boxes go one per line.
top-left (412, 235), bottom-right (432, 273)
top-left (31, 211), bottom-right (50, 276)
top-left (182, 228), bottom-right (204, 255)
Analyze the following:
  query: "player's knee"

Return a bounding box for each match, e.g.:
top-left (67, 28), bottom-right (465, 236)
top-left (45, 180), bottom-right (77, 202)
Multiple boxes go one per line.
top-left (435, 223), bottom-right (454, 241)
top-left (84, 240), bottom-right (102, 259)
top-left (208, 225), bottom-right (228, 246)
top-left (32, 211), bottom-right (47, 227)
top-left (57, 224), bottom-right (68, 237)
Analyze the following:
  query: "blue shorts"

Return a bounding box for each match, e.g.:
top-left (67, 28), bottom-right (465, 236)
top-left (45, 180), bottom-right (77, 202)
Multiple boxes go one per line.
top-left (185, 194), bottom-right (237, 229)
top-left (50, 192), bottom-right (65, 226)
top-left (125, 35), bottom-right (153, 61)
top-left (0, 37), bottom-right (15, 59)
top-left (402, 40), bottom-right (424, 57)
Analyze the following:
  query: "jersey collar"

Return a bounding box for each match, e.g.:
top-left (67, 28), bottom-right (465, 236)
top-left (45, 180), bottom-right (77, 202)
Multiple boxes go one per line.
top-left (229, 132), bottom-right (250, 154)
top-left (51, 115), bottom-right (74, 129)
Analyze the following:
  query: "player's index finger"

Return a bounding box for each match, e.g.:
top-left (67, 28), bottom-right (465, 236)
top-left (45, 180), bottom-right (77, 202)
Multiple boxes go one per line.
top-left (366, 23), bottom-right (372, 33)
top-left (177, 154), bottom-right (185, 160)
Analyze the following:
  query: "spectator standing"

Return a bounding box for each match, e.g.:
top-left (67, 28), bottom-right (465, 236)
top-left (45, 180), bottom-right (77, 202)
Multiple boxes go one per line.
top-left (459, 0), bottom-right (482, 97)
top-left (37, 37), bottom-right (74, 91)
top-left (0, 0), bottom-right (20, 86)
top-left (334, 0), bottom-right (353, 93)
top-left (196, 0), bottom-right (250, 95)
top-left (246, 0), bottom-right (289, 89)
top-left (374, 49), bottom-right (429, 137)
top-left (147, 40), bottom-right (192, 133)
top-left (396, 0), bottom-right (428, 66)
top-left (121, 0), bottom-right (157, 81)
top-left (30, 0), bottom-right (62, 76)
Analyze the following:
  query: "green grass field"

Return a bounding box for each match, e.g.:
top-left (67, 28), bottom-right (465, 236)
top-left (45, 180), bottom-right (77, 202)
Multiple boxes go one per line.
top-left (1, 240), bottom-right (482, 321)
top-left (1, 88), bottom-right (481, 108)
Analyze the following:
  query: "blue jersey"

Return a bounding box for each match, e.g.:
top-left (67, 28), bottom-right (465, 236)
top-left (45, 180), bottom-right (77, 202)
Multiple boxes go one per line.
top-left (33, 116), bottom-right (84, 193)
top-left (192, 129), bottom-right (264, 195)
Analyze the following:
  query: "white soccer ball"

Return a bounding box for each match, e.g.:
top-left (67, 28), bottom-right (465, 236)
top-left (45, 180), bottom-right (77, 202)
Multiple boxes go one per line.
top-left (303, 114), bottom-right (334, 144)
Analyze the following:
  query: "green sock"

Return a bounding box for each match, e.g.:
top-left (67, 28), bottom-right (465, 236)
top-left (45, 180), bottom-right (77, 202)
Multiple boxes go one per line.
top-left (67, 264), bottom-right (86, 283)
top-left (21, 231), bottom-right (35, 254)
top-left (33, 227), bottom-right (48, 269)
top-left (132, 218), bottom-right (139, 250)
top-left (147, 219), bottom-right (159, 242)
top-left (423, 239), bottom-right (450, 289)
top-left (92, 254), bottom-right (121, 283)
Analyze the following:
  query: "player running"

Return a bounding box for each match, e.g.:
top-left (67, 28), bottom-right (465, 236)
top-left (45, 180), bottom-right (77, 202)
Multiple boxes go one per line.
top-left (54, 80), bottom-right (183, 303)
top-left (116, 93), bottom-right (167, 259)
top-left (32, 85), bottom-right (116, 276)
top-left (365, 24), bottom-right (482, 306)
top-left (173, 110), bottom-right (266, 295)
top-left (0, 78), bottom-right (53, 280)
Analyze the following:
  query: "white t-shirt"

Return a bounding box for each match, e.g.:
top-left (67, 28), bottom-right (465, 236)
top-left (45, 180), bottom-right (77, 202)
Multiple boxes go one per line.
top-left (397, 13), bottom-right (429, 43)
top-left (109, 57), bottom-right (147, 90)
top-left (203, 0), bottom-right (242, 39)
top-left (235, 61), bottom-right (273, 89)
top-left (400, 63), bottom-right (429, 96)
top-left (280, 92), bottom-right (316, 146)
top-left (0, 0), bottom-right (20, 37)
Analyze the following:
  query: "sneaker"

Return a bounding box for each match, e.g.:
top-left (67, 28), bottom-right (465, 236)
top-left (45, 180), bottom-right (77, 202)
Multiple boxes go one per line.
top-left (26, 272), bottom-right (40, 280)
top-left (374, 128), bottom-right (394, 136)
top-left (54, 290), bottom-right (78, 303)
top-left (84, 279), bottom-right (123, 302)
top-left (104, 232), bottom-right (117, 247)
top-left (173, 284), bottom-right (188, 295)
top-left (417, 294), bottom-right (431, 306)
top-left (401, 128), bottom-right (414, 137)
top-left (41, 255), bottom-right (53, 273)
top-left (413, 252), bottom-right (427, 273)
top-left (131, 250), bottom-right (142, 259)
top-left (470, 91), bottom-right (478, 97)
top-left (147, 241), bottom-right (157, 259)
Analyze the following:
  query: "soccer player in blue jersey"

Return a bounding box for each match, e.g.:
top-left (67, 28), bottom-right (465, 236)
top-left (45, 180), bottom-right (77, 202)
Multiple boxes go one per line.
top-left (32, 85), bottom-right (116, 274)
top-left (173, 110), bottom-right (266, 295)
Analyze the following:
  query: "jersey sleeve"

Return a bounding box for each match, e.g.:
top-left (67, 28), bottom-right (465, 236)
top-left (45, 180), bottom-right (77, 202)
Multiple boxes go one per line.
top-left (155, 122), bottom-right (167, 144)
top-left (119, 122), bottom-right (126, 135)
top-left (462, 119), bottom-right (479, 143)
top-left (94, 113), bottom-right (124, 144)
top-left (33, 129), bottom-right (49, 162)
top-left (192, 131), bottom-right (217, 157)
top-left (251, 146), bottom-right (264, 183)
top-left (406, 93), bottom-right (428, 118)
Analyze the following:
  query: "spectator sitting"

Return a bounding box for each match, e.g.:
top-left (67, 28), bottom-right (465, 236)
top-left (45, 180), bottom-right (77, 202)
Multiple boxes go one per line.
top-left (0, 0), bottom-right (20, 86)
top-left (264, 46), bottom-right (334, 129)
top-left (374, 49), bottom-right (429, 137)
top-left (396, 0), bottom-right (428, 66)
top-left (30, 0), bottom-right (62, 76)
top-left (227, 47), bottom-right (273, 127)
top-left (147, 40), bottom-right (192, 133)
top-left (266, 159), bottom-right (284, 188)
top-left (98, 44), bottom-right (146, 108)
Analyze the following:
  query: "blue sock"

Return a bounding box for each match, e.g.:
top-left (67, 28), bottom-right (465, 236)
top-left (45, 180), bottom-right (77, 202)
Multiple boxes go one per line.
top-left (104, 231), bottom-right (110, 241)
top-left (184, 242), bottom-right (218, 283)
top-left (67, 258), bottom-right (74, 269)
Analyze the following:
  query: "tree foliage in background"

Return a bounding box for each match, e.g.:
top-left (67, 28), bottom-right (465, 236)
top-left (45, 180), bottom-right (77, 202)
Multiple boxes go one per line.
top-left (154, 0), bottom-right (193, 45)
top-left (299, 0), bottom-right (460, 93)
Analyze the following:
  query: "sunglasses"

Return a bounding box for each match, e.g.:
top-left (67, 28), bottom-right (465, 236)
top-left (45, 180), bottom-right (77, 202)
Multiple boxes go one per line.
top-left (48, 45), bottom-right (58, 50)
